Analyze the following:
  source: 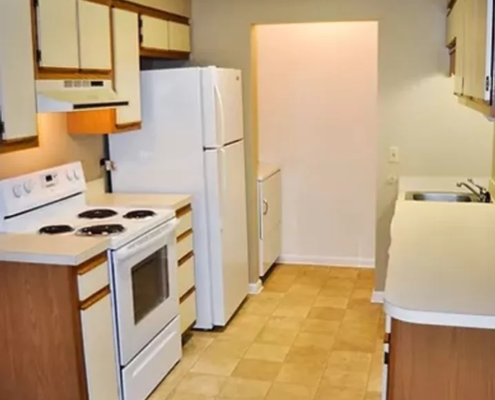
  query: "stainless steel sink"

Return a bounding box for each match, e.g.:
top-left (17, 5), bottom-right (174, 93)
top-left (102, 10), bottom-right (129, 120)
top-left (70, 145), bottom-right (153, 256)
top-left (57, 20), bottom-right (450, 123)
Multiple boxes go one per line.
top-left (405, 192), bottom-right (481, 203)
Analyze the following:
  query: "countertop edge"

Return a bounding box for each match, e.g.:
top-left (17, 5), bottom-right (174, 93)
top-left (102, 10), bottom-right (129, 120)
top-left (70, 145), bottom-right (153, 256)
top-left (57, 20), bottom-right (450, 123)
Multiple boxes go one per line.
top-left (384, 299), bottom-right (495, 330)
top-left (0, 240), bottom-right (109, 266)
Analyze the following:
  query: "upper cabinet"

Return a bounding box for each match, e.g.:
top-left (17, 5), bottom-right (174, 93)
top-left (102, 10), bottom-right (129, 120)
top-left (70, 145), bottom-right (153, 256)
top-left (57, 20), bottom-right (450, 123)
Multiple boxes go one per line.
top-left (36, 0), bottom-right (111, 71)
top-left (36, 0), bottom-right (80, 69)
top-left (78, 0), bottom-right (112, 70)
top-left (447, 0), bottom-right (495, 116)
top-left (113, 8), bottom-right (142, 126)
top-left (141, 16), bottom-right (170, 51)
top-left (0, 0), bottom-right (38, 146)
top-left (169, 21), bottom-right (191, 52)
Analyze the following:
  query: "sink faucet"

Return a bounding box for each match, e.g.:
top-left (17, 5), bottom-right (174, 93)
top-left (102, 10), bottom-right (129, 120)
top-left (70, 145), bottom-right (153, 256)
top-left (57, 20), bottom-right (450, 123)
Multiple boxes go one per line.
top-left (456, 179), bottom-right (492, 203)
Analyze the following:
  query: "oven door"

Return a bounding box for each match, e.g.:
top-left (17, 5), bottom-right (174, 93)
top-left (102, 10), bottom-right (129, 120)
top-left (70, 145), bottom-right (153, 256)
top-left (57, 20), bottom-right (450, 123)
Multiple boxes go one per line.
top-left (112, 219), bottom-right (179, 366)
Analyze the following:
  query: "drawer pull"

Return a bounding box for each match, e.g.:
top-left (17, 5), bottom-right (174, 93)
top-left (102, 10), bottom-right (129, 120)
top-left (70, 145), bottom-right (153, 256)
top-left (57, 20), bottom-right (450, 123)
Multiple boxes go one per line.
top-left (263, 199), bottom-right (269, 215)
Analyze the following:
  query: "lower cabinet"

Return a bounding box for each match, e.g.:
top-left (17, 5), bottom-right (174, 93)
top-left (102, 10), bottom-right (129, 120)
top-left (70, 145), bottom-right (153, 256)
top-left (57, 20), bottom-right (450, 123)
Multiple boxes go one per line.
top-left (0, 253), bottom-right (119, 400)
top-left (81, 292), bottom-right (119, 400)
top-left (384, 315), bottom-right (495, 400)
top-left (258, 167), bottom-right (282, 277)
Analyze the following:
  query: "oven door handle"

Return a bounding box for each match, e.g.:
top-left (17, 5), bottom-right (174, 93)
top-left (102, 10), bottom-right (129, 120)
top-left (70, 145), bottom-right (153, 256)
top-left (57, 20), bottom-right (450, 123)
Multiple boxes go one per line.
top-left (116, 219), bottom-right (179, 262)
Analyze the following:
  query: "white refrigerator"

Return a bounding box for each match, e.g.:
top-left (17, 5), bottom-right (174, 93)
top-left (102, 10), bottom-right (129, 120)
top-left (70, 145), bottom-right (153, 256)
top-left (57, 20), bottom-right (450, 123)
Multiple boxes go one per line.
top-left (109, 67), bottom-right (249, 329)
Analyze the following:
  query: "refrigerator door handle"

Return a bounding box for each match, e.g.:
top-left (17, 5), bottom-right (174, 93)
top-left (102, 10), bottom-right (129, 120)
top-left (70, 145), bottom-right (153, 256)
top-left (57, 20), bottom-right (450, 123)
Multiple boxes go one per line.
top-left (214, 84), bottom-right (225, 146)
top-left (218, 148), bottom-right (227, 233)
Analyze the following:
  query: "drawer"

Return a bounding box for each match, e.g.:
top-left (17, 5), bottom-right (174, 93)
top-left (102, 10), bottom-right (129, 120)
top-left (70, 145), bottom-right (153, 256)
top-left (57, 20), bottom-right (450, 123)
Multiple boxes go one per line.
top-left (78, 261), bottom-right (109, 301)
top-left (180, 291), bottom-right (196, 334)
top-left (176, 210), bottom-right (192, 237)
top-left (178, 254), bottom-right (195, 298)
top-left (177, 231), bottom-right (193, 261)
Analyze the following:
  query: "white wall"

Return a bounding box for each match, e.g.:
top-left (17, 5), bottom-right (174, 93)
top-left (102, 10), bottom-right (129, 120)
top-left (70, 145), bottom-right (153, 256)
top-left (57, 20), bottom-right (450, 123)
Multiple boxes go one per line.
top-left (191, 0), bottom-right (493, 289)
top-left (256, 22), bottom-right (378, 266)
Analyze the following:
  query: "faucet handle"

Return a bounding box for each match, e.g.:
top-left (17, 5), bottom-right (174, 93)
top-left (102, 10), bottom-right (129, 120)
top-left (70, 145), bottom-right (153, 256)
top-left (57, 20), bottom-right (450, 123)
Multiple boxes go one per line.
top-left (467, 178), bottom-right (488, 194)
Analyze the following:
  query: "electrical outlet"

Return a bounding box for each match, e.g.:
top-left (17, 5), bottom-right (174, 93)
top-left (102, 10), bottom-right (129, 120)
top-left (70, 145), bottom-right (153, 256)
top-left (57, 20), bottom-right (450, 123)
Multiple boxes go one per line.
top-left (389, 146), bottom-right (400, 163)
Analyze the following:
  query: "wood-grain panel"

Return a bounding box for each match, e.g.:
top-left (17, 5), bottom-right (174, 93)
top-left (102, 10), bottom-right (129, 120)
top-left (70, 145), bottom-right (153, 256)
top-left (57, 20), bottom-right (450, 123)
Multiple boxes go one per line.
top-left (139, 48), bottom-right (190, 59)
top-left (0, 261), bottom-right (87, 400)
top-left (388, 318), bottom-right (495, 400)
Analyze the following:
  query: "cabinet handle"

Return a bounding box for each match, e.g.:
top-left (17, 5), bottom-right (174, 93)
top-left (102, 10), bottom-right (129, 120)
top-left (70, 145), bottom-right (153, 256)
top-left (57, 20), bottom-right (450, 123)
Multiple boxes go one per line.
top-left (263, 199), bottom-right (269, 215)
top-left (383, 352), bottom-right (390, 365)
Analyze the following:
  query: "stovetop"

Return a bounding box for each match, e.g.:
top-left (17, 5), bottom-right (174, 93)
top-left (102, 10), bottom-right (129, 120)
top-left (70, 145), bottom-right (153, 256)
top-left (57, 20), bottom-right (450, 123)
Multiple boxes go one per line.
top-left (13, 205), bottom-right (175, 250)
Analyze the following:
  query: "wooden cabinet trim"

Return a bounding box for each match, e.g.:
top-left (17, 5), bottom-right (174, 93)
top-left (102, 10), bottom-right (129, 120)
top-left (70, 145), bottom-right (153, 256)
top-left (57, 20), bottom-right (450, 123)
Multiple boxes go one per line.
top-left (179, 286), bottom-right (195, 304)
top-left (113, 0), bottom-right (189, 24)
top-left (83, 0), bottom-right (112, 5)
top-left (80, 285), bottom-right (111, 310)
top-left (0, 136), bottom-right (39, 154)
top-left (179, 251), bottom-right (194, 266)
top-left (115, 121), bottom-right (142, 132)
top-left (176, 204), bottom-right (192, 218)
top-left (140, 48), bottom-right (190, 60)
top-left (37, 68), bottom-right (112, 80)
top-left (77, 253), bottom-right (108, 276)
top-left (177, 229), bottom-right (193, 243)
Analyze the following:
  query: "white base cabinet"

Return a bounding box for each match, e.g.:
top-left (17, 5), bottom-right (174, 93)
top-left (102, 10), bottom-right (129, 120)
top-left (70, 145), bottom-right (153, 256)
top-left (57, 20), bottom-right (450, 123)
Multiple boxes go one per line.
top-left (81, 294), bottom-right (120, 400)
top-left (258, 165), bottom-right (282, 277)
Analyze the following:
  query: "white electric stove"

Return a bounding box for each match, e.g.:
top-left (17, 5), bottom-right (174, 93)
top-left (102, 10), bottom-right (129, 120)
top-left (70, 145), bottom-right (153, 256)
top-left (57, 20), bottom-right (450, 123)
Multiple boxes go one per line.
top-left (0, 162), bottom-right (182, 400)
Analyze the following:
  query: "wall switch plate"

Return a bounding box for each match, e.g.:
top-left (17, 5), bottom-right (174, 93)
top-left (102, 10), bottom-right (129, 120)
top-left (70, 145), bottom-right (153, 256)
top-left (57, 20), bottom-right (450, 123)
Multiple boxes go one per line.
top-left (389, 146), bottom-right (400, 163)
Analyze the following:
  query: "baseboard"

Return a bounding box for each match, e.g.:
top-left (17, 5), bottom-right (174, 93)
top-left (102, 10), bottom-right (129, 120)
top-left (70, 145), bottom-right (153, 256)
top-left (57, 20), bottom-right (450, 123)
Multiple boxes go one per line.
top-left (371, 291), bottom-right (384, 304)
top-left (277, 254), bottom-right (375, 268)
top-left (248, 280), bottom-right (263, 295)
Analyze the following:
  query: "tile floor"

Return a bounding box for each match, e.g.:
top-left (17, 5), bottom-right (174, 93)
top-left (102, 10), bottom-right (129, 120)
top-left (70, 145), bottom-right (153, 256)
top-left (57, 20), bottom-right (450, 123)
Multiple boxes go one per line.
top-left (149, 265), bottom-right (384, 400)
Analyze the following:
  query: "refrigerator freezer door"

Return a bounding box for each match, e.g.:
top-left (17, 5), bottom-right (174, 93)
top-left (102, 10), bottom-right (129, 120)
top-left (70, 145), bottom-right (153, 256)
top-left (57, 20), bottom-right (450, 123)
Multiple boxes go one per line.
top-left (202, 67), bottom-right (244, 148)
top-left (204, 140), bottom-right (249, 325)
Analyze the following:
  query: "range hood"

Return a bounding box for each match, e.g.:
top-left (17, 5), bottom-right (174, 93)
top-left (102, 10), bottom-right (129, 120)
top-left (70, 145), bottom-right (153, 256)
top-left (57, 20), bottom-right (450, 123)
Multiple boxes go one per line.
top-left (36, 79), bottom-right (129, 113)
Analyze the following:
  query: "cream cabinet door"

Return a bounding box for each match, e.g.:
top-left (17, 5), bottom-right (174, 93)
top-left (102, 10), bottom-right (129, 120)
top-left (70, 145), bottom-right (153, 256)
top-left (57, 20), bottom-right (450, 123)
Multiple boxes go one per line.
top-left (463, 0), bottom-right (493, 101)
top-left (78, 0), bottom-right (112, 70)
top-left (141, 16), bottom-right (170, 50)
top-left (80, 294), bottom-right (119, 400)
top-left (0, 0), bottom-right (37, 140)
top-left (169, 22), bottom-right (191, 52)
top-left (453, 0), bottom-right (466, 95)
top-left (37, 0), bottom-right (79, 68)
top-left (113, 9), bottom-right (142, 125)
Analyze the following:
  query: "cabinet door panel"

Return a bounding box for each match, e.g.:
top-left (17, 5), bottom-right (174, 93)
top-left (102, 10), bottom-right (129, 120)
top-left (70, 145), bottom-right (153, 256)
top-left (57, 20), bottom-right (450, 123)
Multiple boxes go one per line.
top-left (463, 0), bottom-right (493, 101)
top-left (37, 0), bottom-right (79, 68)
top-left (78, 0), bottom-right (112, 70)
top-left (141, 16), bottom-right (170, 50)
top-left (0, 0), bottom-right (37, 140)
top-left (169, 22), bottom-right (191, 52)
top-left (113, 9), bottom-right (141, 124)
top-left (454, 0), bottom-right (466, 95)
top-left (80, 294), bottom-right (119, 400)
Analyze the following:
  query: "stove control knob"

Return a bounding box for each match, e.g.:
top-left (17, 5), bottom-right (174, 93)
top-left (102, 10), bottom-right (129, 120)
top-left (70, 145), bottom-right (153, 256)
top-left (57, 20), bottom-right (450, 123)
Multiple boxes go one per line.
top-left (13, 185), bottom-right (23, 198)
top-left (66, 170), bottom-right (74, 181)
top-left (23, 180), bottom-right (33, 194)
top-left (73, 169), bottom-right (81, 181)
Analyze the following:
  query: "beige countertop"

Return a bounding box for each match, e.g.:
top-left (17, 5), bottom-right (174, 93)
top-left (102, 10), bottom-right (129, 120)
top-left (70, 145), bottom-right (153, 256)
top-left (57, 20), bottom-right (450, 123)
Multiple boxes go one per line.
top-left (0, 233), bottom-right (109, 266)
top-left (87, 192), bottom-right (192, 211)
top-left (385, 176), bottom-right (495, 329)
top-left (258, 163), bottom-right (281, 181)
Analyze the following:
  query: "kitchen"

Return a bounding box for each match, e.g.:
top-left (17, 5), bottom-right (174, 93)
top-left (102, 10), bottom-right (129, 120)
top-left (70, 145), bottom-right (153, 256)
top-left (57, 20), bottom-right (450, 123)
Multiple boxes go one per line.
top-left (0, 0), bottom-right (494, 400)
